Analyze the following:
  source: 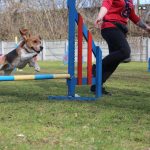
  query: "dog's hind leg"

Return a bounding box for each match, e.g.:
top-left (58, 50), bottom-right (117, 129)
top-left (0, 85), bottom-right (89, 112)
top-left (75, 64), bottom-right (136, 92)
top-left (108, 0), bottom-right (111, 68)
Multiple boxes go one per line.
top-left (1, 64), bottom-right (14, 75)
top-left (4, 69), bottom-right (14, 75)
top-left (0, 64), bottom-right (10, 70)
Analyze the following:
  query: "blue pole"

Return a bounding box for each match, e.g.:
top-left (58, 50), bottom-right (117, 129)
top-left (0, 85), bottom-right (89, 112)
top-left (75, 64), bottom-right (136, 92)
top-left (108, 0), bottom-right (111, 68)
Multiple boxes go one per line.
top-left (96, 46), bottom-right (102, 98)
top-left (67, 0), bottom-right (76, 97)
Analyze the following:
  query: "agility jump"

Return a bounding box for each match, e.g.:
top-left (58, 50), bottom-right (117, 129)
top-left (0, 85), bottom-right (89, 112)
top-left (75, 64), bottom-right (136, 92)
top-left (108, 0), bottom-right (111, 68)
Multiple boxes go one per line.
top-left (48, 0), bottom-right (102, 100)
top-left (0, 0), bottom-right (102, 100)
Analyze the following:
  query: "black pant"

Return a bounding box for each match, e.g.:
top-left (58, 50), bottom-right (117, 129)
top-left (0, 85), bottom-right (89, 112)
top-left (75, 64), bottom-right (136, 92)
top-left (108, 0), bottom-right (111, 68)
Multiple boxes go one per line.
top-left (101, 28), bottom-right (131, 84)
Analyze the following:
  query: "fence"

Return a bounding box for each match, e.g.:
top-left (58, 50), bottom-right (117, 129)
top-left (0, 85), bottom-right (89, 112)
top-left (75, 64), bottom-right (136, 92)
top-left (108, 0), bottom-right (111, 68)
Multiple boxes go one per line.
top-left (0, 37), bottom-right (149, 62)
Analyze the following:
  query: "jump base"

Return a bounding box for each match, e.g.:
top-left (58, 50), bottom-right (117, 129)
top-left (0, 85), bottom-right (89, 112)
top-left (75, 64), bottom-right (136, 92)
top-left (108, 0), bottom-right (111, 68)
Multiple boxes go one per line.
top-left (48, 96), bottom-right (97, 101)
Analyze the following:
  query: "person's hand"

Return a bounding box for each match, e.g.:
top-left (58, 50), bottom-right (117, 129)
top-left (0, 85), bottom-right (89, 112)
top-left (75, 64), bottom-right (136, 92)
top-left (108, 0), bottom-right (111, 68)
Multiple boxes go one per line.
top-left (145, 24), bottom-right (150, 33)
top-left (94, 7), bottom-right (108, 29)
top-left (94, 16), bottom-right (103, 29)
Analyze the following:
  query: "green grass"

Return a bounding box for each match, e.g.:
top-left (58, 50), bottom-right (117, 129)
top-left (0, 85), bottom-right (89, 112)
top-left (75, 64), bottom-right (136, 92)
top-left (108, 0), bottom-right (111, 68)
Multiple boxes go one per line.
top-left (0, 61), bottom-right (150, 150)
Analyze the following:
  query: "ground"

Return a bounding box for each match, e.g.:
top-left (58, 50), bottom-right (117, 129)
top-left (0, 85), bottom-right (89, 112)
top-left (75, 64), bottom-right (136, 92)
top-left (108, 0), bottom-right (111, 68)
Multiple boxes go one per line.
top-left (0, 61), bottom-right (150, 150)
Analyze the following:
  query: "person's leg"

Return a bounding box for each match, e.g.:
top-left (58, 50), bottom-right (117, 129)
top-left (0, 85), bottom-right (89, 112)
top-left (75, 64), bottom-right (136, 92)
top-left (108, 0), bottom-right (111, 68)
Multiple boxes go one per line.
top-left (101, 28), bottom-right (131, 84)
top-left (91, 28), bottom-right (131, 94)
top-left (102, 61), bottom-right (119, 84)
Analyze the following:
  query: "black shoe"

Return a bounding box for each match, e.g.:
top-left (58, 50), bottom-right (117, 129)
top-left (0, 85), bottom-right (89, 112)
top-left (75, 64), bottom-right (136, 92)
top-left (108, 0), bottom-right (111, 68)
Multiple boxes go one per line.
top-left (102, 87), bottom-right (111, 96)
top-left (90, 85), bottom-right (111, 96)
top-left (90, 84), bottom-right (96, 92)
top-left (122, 58), bottom-right (131, 63)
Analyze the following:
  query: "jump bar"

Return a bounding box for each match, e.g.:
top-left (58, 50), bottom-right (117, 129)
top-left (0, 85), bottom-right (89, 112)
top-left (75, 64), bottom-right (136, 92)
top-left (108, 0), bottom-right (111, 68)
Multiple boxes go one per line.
top-left (0, 74), bottom-right (70, 81)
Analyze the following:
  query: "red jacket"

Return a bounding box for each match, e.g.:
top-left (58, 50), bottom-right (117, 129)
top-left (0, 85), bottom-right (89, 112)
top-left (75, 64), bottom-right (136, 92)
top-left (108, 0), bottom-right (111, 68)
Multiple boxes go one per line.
top-left (101, 0), bottom-right (140, 29)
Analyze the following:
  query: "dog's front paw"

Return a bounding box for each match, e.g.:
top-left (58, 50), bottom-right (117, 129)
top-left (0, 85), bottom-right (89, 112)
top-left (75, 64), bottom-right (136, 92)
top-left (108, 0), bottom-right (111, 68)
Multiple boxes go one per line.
top-left (35, 66), bottom-right (40, 72)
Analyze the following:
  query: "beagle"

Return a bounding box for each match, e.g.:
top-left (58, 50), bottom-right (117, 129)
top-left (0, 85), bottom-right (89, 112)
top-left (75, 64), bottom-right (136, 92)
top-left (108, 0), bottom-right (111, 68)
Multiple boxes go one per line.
top-left (0, 29), bottom-right (43, 75)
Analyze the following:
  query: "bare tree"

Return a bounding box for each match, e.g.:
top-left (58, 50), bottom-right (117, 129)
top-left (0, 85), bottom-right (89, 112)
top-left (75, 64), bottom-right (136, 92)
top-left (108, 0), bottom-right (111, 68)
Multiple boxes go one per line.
top-left (0, 0), bottom-right (149, 41)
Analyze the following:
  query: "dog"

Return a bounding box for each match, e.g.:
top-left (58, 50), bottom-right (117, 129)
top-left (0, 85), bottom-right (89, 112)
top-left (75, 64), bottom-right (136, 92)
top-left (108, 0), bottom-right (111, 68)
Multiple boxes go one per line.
top-left (0, 29), bottom-right (43, 75)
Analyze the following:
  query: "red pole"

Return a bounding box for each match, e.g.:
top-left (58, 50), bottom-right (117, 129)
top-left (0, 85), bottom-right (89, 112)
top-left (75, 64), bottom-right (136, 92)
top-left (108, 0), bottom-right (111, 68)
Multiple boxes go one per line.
top-left (77, 14), bottom-right (83, 85)
top-left (87, 31), bottom-right (92, 85)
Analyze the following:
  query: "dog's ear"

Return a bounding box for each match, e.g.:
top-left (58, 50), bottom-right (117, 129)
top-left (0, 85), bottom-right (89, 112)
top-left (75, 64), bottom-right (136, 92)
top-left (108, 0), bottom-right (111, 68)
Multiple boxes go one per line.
top-left (19, 29), bottom-right (28, 40)
top-left (19, 29), bottom-right (28, 35)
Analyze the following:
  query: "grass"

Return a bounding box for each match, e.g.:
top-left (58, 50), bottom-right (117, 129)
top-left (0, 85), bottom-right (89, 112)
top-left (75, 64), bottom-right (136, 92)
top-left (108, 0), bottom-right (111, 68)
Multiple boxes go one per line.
top-left (0, 61), bottom-right (150, 150)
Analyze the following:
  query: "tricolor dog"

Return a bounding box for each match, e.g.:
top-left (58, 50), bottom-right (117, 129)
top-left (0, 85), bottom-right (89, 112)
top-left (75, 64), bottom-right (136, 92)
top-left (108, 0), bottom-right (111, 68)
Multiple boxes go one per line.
top-left (0, 29), bottom-right (43, 75)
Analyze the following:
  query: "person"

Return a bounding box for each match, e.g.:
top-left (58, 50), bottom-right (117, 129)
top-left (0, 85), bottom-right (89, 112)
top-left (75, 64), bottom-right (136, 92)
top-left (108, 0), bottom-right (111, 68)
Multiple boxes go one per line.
top-left (91, 0), bottom-right (150, 95)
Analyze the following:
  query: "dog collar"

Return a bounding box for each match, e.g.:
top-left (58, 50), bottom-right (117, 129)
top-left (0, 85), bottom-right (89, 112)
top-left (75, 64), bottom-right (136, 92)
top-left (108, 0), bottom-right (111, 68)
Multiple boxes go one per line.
top-left (23, 44), bottom-right (36, 53)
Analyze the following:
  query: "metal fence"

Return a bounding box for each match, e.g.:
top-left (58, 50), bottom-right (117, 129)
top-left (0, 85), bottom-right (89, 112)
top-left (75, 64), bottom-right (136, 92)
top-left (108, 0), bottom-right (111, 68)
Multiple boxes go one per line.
top-left (0, 37), bottom-right (150, 63)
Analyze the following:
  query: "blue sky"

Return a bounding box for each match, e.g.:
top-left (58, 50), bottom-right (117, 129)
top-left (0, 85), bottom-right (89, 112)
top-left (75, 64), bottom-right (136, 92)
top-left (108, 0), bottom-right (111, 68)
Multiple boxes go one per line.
top-left (139, 0), bottom-right (150, 4)
top-left (56, 0), bottom-right (150, 6)
top-left (133, 0), bottom-right (150, 4)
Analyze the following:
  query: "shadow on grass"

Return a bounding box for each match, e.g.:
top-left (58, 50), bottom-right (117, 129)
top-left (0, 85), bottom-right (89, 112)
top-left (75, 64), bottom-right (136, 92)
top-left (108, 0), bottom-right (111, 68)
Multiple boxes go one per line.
top-left (0, 81), bottom-right (149, 113)
top-left (0, 81), bottom-right (67, 103)
top-left (97, 87), bottom-right (150, 113)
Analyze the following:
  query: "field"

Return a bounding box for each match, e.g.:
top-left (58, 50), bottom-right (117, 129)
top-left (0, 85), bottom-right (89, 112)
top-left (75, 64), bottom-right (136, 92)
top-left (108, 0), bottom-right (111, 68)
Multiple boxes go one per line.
top-left (0, 61), bottom-right (150, 150)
